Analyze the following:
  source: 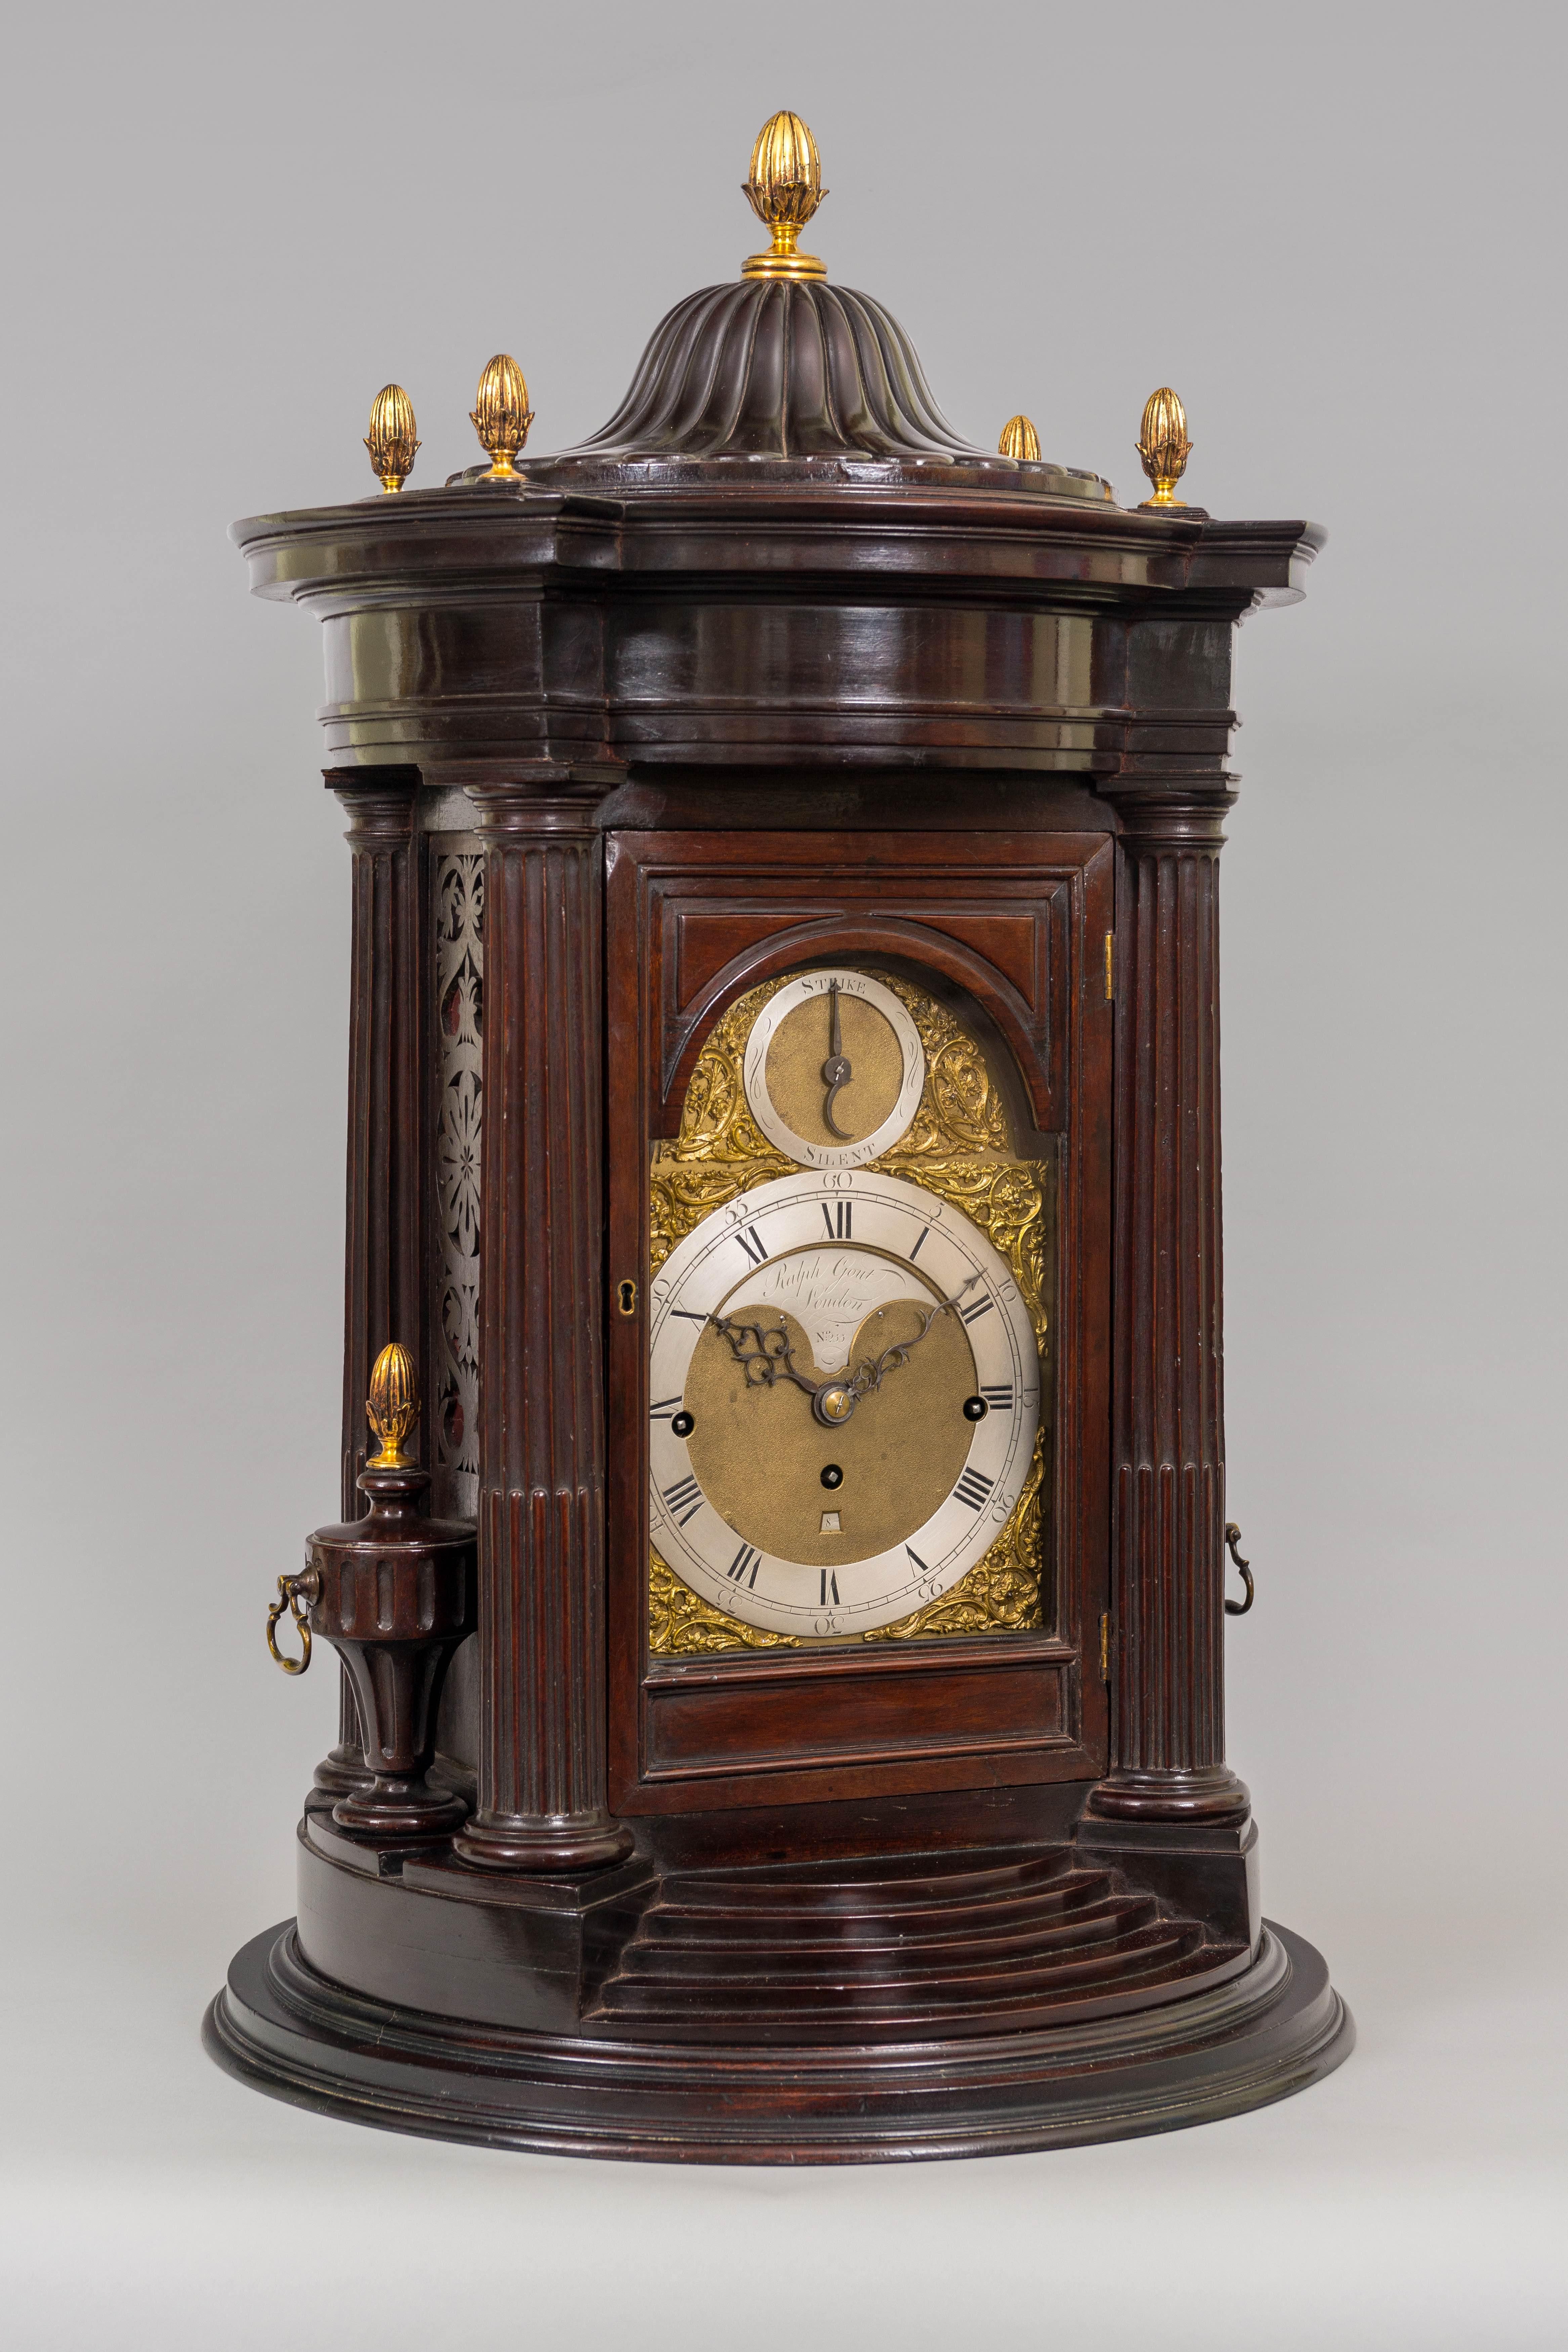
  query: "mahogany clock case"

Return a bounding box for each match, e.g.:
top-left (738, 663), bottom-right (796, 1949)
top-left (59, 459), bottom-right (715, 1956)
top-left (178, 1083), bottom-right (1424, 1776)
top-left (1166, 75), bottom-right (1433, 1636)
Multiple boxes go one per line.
top-left (207, 237), bottom-right (1351, 2159)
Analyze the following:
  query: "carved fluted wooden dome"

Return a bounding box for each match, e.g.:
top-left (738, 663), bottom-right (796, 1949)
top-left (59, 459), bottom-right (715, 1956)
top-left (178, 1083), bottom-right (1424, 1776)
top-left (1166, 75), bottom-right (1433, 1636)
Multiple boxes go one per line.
top-left (551, 277), bottom-right (1054, 470)
top-left (453, 275), bottom-right (1111, 499)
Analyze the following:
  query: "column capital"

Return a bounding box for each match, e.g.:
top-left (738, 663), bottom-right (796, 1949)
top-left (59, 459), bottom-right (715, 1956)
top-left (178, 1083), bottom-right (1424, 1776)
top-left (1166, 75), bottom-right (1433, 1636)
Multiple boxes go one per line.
top-left (434, 760), bottom-right (625, 841)
top-left (325, 767), bottom-right (421, 849)
top-left (1100, 782), bottom-right (1235, 851)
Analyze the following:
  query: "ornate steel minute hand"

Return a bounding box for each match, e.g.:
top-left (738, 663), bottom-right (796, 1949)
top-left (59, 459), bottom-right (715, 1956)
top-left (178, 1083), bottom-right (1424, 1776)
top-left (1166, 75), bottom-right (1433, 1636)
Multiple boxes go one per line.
top-left (820, 980), bottom-right (853, 1139)
top-left (842, 1275), bottom-right (983, 1400)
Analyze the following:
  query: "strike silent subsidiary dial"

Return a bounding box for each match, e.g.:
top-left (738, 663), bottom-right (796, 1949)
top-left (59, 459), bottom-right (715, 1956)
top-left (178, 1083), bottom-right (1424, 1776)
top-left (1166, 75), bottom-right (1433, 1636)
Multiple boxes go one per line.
top-left (741, 970), bottom-right (925, 1170)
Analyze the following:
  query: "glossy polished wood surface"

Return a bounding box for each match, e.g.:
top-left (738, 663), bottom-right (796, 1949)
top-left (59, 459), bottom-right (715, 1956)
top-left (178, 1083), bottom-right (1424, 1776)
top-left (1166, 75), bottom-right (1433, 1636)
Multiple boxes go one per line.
top-left (213, 234), bottom-right (1345, 2158)
top-left (232, 488), bottom-right (1318, 774)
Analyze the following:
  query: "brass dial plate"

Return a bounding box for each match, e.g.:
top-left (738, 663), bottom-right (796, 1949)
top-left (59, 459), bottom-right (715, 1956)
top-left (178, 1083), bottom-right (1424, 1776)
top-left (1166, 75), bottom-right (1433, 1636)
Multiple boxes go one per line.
top-left (649, 1170), bottom-right (1041, 1638)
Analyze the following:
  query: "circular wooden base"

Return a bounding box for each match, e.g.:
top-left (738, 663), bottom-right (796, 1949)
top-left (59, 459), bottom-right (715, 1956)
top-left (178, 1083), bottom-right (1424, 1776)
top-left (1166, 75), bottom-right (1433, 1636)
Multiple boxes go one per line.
top-left (205, 1918), bottom-right (1352, 2164)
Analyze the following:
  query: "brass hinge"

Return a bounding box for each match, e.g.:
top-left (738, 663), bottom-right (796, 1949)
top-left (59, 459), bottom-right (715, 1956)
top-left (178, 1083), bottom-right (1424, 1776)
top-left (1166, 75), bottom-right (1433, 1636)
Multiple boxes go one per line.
top-left (1099, 1611), bottom-right (1111, 1683)
top-left (1103, 932), bottom-right (1114, 1002)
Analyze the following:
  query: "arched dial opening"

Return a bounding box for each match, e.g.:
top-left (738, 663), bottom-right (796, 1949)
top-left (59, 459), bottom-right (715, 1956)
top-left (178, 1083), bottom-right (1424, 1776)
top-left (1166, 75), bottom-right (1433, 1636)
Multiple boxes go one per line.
top-left (648, 965), bottom-right (1053, 1647)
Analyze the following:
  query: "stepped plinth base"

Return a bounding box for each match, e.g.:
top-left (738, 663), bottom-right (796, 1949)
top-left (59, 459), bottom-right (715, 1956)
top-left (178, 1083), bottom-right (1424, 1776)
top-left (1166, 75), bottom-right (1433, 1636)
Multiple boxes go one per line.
top-left (206, 1911), bottom-right (1351, 2164)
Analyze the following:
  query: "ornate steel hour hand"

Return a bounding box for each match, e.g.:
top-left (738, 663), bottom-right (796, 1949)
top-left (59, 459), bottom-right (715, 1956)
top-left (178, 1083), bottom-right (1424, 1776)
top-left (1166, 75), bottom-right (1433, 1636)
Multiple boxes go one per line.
top-left (820, 980), bottom-right (853, 1139)
top-left (712, 1315), bottom-right (820, 1398)
top-left (712, 1314), bottom-right (859, 1428)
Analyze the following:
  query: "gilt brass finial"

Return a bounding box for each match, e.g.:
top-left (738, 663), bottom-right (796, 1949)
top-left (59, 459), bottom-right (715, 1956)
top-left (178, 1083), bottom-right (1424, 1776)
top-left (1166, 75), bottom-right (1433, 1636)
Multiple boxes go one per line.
top-left (470, 354), bottom-right (534, 480)
top-left (1137, 386), bottom-right (1193, 508)
top-left (741, 111), bottom-right (828, 281)
top-left (365, 384), bottom-right (420, 492)
top-left (999, 415), bottom-right (1041, 462)
top-left (367, 1341), bottom-right (419, 1468)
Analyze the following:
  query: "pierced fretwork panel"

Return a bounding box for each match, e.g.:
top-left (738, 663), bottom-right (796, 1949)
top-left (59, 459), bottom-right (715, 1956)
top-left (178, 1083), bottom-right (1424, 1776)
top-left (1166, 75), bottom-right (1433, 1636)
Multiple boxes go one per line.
top-left (432, 847), bottom-right (483, 1521)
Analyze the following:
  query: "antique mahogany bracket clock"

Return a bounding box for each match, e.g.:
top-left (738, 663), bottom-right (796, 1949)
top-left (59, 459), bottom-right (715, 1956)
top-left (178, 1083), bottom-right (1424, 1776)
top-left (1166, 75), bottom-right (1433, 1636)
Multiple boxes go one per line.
top-left (206, 114), bottom-right (1351, 2159)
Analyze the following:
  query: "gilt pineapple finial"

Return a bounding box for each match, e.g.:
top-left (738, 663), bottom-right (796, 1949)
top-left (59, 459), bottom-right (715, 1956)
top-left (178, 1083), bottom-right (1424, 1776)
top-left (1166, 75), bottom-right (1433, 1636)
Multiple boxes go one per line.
top-left (999, 415), bottom-right (1041, 462)
top-left (365, 384), bottom-right (420, 493)
top-left (1136, 387), bottom-right (1193, 508)
top-left (741, 111), bottom-right (828, 281)
top-left (470, 354), bottom-right (534, 480)
top-left (367, 1341), bottom-right (419, 1468)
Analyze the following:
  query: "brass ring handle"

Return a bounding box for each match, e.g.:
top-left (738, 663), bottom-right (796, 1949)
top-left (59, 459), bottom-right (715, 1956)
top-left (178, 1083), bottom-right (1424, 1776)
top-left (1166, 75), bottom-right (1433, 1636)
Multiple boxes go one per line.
top-left (1223, 1523), bottom-right (1255, 1617)
top-left (266, 1570), bottom-right (319, 1674)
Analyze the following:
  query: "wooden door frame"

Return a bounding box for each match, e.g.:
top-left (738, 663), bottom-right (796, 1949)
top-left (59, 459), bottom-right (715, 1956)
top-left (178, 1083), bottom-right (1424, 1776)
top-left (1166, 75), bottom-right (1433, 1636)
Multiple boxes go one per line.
top-left (605, 827), bottom-right (1115, 1815)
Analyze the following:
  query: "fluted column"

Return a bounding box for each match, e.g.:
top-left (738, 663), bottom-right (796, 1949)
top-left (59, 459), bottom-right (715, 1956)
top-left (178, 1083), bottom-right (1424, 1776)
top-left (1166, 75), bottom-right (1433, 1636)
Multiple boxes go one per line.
top-left (1089, 797), bottom-right (1249, 1827)
top-left (452, 774), bottom-right (632, 1872)
top-left (316, 769), bottom-right (428, 1796)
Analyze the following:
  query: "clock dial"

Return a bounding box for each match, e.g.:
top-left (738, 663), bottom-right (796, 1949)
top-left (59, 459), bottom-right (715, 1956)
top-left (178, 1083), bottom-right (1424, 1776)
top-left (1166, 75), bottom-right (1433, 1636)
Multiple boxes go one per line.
top-left (742, 970), bottom-right (925, 1168)
top-left (648, 1169), bottom-right (1040, 1636)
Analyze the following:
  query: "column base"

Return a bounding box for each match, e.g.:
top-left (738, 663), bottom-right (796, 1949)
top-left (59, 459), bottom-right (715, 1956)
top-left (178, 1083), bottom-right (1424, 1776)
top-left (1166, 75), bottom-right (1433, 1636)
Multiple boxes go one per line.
top-left (333, 1781), bottom-right (470, 1840)
top-left (453, 1809), bottom-right (636, 1874)
top-left (1086, 1766), bottom-right (1251, 1827)
top-left (312, 1742), bottom-right (374, 1799)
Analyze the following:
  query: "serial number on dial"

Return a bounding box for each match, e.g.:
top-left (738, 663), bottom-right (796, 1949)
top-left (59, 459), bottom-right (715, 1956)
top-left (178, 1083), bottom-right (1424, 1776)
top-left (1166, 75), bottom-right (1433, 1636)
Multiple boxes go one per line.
top-left (648, 1169), bottom-right (1041, 1637)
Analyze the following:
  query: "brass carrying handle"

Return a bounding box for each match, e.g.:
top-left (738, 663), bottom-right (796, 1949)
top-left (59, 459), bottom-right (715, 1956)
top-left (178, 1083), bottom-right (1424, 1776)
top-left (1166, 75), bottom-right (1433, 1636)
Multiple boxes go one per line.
top-left (266, 1570), bottom-right (320, 1674)
top-left (1223, 1523), bottom-right (1255, 1617)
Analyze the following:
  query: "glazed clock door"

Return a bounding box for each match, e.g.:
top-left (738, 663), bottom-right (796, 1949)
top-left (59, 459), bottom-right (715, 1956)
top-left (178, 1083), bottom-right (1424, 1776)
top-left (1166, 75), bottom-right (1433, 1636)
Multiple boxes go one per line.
top-left (605, 828), bottom-right (1114, 1815)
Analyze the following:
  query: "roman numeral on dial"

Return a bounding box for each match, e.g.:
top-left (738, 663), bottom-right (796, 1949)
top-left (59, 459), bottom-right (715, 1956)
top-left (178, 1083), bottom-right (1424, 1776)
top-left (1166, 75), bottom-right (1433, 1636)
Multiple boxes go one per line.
top-left (735, 1225), bottom-right (768, 1266)
top-left (661, 1474), bottom-right (704, 1527)
top-left (981, 1383), bottom-right (1014, 1410)
top-left (959, 1294), bottom-right (994, 1326)
top-left (649, 1395), bottom-right (683, 1420)
top-left (819, 1570), bottom-right (840, 1605)
top-left (953, 1466), bottom-right (995, 1511)
top-left (726, 1543), bottom-right (761, 1589)
top-left (822, 1201), bottom-right (852, 1240)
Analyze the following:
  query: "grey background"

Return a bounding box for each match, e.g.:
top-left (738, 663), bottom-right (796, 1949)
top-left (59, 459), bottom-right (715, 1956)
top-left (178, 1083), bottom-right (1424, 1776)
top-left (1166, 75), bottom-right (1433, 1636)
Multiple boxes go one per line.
top-left (2, 2), bottom-right (1563, 2344)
